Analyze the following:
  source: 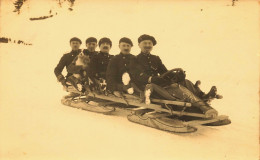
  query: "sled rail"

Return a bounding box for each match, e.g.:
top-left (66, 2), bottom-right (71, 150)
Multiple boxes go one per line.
top-left (66, 87), bottom-right (209, 118)
top-left (122, 94), bottom-right (192, 107)
top-left (92, 94), bottom-right (207, 118)
top-left (151, 98), bottom-right (192, 107)
top-left (184, 115), bottom-right (229, 126)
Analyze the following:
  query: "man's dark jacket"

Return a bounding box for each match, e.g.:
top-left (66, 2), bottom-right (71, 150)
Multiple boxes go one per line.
top-left (131, 52), bottom-right (168, 89)
top-left (54, 49), bottom-right (81, 82)
top-left (106, 53), bottom-right (136, 92)
top-left (90, 51), bottom-right (114, 79)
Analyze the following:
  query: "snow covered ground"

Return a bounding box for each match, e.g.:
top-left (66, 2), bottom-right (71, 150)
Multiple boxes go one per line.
top-left (0, 0), bottom-right (259, 159)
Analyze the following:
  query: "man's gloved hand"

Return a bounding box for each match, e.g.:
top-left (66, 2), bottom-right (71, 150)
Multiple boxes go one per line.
top-left (150, 76), bottom-right (167, 85)
top-left (173, 70), bottom-right (186, 83)
top-left (60, 77), bottom-right (68, 88)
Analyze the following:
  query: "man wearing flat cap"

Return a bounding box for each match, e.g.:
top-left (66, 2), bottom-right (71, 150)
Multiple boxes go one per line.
top-left (54, 37), bottom-right (82, 89)
top-left (106, 37), bottom-right (137, 97)
top-left (132, 34), bottom-right (168, 89)
top-left (132, 34), bottom-right (221, 101)
top-left (89, 37), bottom-right (114, 80)
top-left (83, 37), bottom-right (98, 59)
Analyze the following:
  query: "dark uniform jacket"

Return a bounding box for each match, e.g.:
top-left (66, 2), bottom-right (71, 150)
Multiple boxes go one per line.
top-left (106, 53), bottom-right (136, 92)
top-left (90, 51), bottom-right (114, 79)
top-left (54, 49), bottom-right (81, 81)
top-left (131, 52), bottom-right (168, 89)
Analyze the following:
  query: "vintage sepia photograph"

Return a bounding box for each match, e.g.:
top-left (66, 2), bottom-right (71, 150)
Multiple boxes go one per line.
top-left (0, 0), bottom-right (259, 160)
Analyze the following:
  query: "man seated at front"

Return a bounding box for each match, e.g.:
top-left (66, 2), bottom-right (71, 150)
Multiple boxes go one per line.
top-left (131, 34), bottom-right (222, 102)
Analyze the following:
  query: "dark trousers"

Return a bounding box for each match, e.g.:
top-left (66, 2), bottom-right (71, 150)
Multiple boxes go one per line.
top-left (145, 79), bottom-right (204, 100)
top-left (179, 79), bottom-right (204, 98)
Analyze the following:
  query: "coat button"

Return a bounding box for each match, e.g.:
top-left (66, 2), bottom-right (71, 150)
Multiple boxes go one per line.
top-left (149, 61), bottom-right (151, 63)
top-left (124, 64), bottom-right (126, 66)
top-left (123, 57), bottom-right (125, 59)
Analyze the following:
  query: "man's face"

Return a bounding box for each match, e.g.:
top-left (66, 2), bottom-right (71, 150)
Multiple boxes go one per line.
top-left (99, 42), bottom-right (111, 53)
top-left (119, 42), bottom-right (132, 55)
top-left (70, 41), bottom-right (81, 51)
top-left (86, 42), bottom-right (97, 52)
top-left (138, 40), bottom-right (153, 53)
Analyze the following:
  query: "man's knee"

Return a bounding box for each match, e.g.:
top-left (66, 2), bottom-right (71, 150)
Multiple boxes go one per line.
top-left (184, 79), bottom-right (194, 86)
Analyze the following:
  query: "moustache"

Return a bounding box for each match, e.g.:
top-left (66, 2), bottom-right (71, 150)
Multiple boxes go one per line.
top-left (123, 49), bottom-right (130, 52)
top-left (103, 46), bottom-right (109, 49)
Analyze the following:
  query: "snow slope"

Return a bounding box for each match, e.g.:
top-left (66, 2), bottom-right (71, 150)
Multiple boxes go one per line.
top-left (0, 0), bottom-right (259, 160)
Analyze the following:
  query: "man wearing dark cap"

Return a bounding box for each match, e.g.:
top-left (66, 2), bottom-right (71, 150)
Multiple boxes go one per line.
top-left (54, 37), bottom-right (82, 89)
top-left (106, 37), bottom-right (137, 97)
top-left (89, 37), bottom-right (114, 80)
top-left (132, 34), bottom-right (222, 102)
top-left (132, 34), bottom-right (168, 88)
top-left (83, 37), bottom-right (98, 59)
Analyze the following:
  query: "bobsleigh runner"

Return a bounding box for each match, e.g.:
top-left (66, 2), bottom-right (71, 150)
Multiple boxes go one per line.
top-left (61, 70), bottom-right (231, 133)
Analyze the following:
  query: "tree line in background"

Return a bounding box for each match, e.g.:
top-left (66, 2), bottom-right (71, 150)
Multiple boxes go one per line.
top-left (0, 37), bottom-right (32, 45)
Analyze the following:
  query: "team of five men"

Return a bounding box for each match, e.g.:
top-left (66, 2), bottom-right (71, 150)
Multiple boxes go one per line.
top-left (54, 34), bottom-right (222, 103)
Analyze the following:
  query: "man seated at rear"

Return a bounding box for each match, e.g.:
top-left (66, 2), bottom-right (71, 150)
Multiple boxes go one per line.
top-left (54, 37), bottom-right (82, 89)
top-left (54, 37), bottom-right (83, 98)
